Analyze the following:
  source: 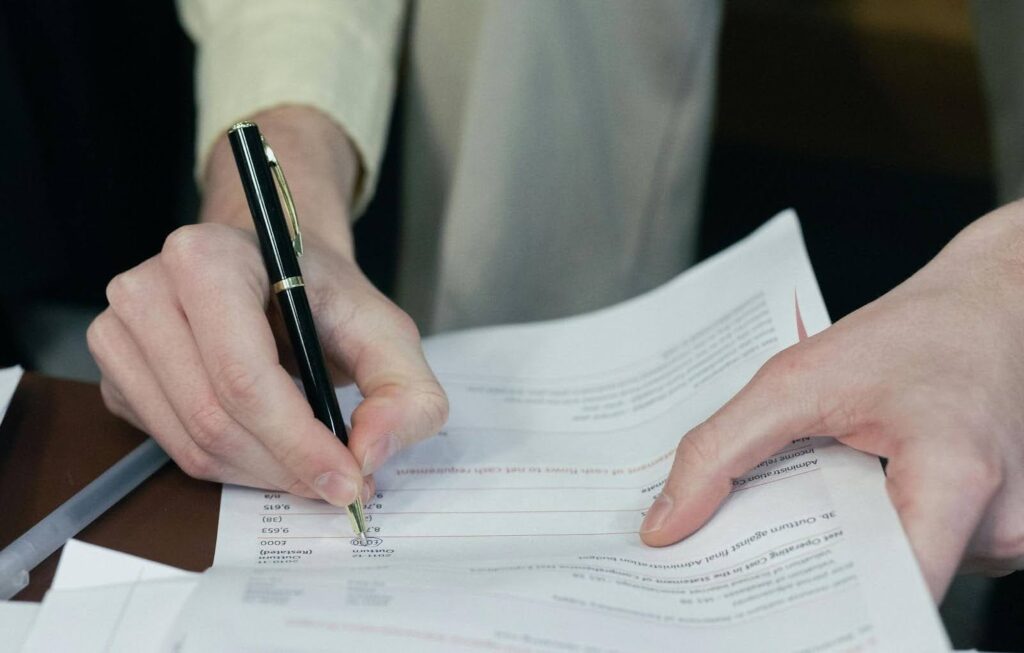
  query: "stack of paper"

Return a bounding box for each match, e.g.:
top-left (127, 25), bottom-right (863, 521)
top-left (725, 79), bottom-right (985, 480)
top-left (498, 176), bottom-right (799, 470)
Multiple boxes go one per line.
top-left (183, 212), bottom-right (949, 651)
top-left (7, 214), bottom-right (961, 651)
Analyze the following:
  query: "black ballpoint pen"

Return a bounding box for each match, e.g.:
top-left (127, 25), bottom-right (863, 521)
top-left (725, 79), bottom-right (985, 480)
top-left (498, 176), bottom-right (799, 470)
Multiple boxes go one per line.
top-left (226, 121), bottom-right (367, 539)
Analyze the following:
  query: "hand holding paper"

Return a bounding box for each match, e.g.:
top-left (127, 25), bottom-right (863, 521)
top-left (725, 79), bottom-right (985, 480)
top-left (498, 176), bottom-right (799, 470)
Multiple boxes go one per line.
top-left (204, 213), bottom-right (950, 651)
top-left (644, 202), bottom-right (1024, 599)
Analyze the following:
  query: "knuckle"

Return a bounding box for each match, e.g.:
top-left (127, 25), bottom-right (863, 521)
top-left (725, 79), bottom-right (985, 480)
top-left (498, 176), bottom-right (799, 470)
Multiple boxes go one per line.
top-left (355, 299), bottom-right (421, 345)
top-left (212, 362), bottom-right (264, 414)
top-left (184, 400), bottom-right (235, 454)
top-left (176, 446), bottom-right (222, 482)
top-left (414, 383), bottom-right (450, 433)
top-left (283, 477), bottom-right (310, 496)
top-left (386, 306), bottom-right (422, 342)
top-left (361, 380), bottom-right (450, 440)
top-left (97, 379), bottom-right (115, 404)
top-left (86, 312), bottom-right (114, 360)
top-left (162, 224), bottom-right (205, 261)
top-left (327, 298), bottom-right (422, 354)
top-left (761, 346), bottom-right (811, 384)
top-left (162, 225), bottom-right (265, 298)
top-left (104, 270), bottom-right (145, 314)
top-left (678, 424), bottom-right (722, 470)
top-left (757, 346), bottom-right (832, 428)
top-left (161, 225), bottom-right (217, 279)
top-left (267, 433), bottom-right (312, 475)
top-left (98, 380), bottom-right (125, 415)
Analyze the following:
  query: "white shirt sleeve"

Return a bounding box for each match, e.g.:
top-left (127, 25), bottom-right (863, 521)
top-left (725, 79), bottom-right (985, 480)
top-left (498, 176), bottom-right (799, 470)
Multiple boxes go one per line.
top-left (178, 0), bottom-right (405, 216)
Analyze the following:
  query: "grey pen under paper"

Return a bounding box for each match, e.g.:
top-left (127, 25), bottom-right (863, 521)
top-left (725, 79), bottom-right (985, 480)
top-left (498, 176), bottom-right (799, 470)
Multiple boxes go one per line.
top-left (0, 438), bottom-right (168, 599)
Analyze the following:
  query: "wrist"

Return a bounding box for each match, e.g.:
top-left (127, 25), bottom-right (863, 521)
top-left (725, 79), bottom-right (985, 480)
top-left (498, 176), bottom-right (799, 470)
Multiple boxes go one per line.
top-left (199, 105), bottom-right (359, 261)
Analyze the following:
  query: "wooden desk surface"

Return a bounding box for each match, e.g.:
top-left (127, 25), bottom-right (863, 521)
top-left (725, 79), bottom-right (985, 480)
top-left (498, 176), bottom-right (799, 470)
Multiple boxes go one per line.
top-left (0, 373), bottom-right (219, 601)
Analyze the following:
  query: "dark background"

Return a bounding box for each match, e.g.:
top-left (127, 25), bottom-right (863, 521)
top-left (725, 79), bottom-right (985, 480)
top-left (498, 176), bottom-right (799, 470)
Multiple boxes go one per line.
top-left (0, 0), bottom-right (1017, 648)
top-left (0, 1), bottom-right (194, 312)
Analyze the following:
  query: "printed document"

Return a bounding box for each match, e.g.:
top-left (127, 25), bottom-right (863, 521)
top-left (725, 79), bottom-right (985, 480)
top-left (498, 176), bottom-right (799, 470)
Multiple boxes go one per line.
top-left (185, 212), bottom-right (949, 651)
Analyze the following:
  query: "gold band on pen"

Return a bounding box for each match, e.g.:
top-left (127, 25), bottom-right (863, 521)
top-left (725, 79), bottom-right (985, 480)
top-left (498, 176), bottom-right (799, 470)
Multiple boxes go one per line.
top-left (272, 276), bottom-right (305, 293)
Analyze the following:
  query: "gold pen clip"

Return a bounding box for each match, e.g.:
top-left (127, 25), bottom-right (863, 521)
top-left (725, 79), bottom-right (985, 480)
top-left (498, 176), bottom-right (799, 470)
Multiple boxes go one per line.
top-left (262, 138), bottom-right (303, 258)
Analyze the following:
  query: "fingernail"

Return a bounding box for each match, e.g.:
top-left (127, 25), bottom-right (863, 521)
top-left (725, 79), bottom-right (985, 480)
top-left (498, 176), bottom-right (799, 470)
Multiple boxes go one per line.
top-left (313, 472), bottom-right (361, 507)
top-left (641, 494), bottom-right (675, 534)
top-left (361, 481), bottom-right (372, 504)
top-left (361, 433), bottom-right (402, 476)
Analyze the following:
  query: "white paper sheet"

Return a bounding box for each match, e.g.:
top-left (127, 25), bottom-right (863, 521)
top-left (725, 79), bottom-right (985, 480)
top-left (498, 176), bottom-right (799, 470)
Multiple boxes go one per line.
top-left (0, 366), bottom-right (23, 428)
top-left (0, 601), bottom-right (37, 653)
top-left (49, 539), bottom-right (190, 591)
top-left (190, 212), bottom-right (949, 651)
top-left (19, 541), bottom-right (198, 653)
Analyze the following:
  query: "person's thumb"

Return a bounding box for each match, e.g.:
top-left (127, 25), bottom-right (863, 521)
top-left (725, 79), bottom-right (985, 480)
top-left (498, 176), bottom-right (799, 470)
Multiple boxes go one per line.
top-left (328, 303), bottom-right (449, 476)
top-left (641, 348), bottom-right (839, 546)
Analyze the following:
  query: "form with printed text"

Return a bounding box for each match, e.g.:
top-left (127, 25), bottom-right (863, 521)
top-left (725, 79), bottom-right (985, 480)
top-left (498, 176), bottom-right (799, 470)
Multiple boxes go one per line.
top-left (178, 212), bottom-right (949, 652)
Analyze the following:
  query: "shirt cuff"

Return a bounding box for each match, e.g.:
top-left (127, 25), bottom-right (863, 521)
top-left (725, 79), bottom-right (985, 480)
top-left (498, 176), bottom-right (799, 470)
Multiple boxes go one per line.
top-left (186, 2), bottom-right (403, 217)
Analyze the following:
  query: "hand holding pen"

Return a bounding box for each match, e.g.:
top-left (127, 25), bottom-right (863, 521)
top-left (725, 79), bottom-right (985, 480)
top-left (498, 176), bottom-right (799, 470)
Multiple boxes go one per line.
top-left (88, 107), bottom-right (448, 521)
